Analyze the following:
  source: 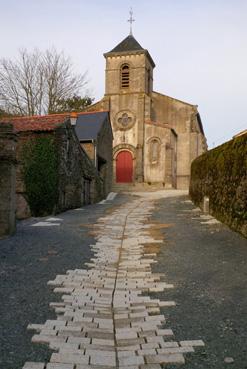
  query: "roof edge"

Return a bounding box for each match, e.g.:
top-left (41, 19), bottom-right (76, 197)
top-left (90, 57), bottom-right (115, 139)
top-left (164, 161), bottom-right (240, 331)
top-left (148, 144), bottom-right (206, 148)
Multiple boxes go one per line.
top-left (104, 49), bottom-right (155, 68)
top-left (152, 90), bottom-right (196, 107)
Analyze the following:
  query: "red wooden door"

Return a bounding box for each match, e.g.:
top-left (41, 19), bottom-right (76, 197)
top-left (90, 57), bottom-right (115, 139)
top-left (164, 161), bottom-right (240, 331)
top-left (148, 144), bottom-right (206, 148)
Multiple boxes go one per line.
top-left (116, 151), bottom-right (133, 183)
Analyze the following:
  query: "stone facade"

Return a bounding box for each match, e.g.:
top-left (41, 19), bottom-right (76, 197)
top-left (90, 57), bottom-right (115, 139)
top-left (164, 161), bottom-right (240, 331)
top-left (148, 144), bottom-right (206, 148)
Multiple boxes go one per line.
top-left (86, 34), bottom-right (207, 189)
top-left (0, 123), bottom-right (17, 237)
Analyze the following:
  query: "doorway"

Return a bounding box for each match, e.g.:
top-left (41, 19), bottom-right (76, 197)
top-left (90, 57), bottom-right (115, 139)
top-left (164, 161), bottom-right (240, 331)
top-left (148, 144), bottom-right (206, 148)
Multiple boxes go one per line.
top-left (116, 151), bottom-right (133, 183)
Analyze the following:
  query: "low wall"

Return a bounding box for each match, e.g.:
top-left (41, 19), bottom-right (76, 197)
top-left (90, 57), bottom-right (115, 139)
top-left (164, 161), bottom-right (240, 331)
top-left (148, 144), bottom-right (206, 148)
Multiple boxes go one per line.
top-left (189, 134), bottom-right (247, 237)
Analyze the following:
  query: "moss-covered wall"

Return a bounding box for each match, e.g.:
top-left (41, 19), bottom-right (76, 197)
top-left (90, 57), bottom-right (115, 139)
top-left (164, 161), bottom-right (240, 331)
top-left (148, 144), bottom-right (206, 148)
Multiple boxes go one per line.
top-left (189, 134), bottom-right (247, 237)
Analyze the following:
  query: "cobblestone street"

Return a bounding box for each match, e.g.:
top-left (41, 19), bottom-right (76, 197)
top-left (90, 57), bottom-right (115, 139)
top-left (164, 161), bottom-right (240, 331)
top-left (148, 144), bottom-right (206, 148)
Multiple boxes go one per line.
top-left (0, 191), bottom-right (246, 369)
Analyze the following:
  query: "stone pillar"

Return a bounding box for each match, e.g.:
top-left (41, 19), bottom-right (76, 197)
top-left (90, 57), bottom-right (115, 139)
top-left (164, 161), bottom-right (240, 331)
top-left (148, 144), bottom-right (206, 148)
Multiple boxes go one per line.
top-left (0, 123), bottom-right (17, 237)
top-left (164, 143), bottom-right (173, 188)
top-left (135, 95), bottom-right (145, 182)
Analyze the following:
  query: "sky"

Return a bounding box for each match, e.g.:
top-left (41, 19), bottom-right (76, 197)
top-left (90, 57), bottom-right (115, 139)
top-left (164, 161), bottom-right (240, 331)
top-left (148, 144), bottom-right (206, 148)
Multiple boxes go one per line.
top-left (0, 0), bottom-right (247, 148)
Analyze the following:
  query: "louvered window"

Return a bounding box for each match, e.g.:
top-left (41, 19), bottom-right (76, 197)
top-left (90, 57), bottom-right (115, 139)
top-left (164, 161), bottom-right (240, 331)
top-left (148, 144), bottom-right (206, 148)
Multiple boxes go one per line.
top-left (121, 65), bottom-right (130, 88)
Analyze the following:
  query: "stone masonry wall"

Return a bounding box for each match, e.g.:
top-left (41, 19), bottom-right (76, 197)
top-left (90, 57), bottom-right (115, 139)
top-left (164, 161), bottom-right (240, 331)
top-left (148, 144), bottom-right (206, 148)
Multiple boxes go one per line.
top-left (55, 122), bottom-right (104, 213)
top-left (0, 123), bottom-right (17, 237)
top-left (189, 134), bottom-right (247, 237)
top-left (16, 121), bottom-right (104, 219)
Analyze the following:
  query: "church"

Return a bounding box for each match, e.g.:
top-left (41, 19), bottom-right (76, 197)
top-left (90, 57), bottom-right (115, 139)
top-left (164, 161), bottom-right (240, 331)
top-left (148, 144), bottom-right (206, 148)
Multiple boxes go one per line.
top-left (86, 28), bottom-right (207, 189)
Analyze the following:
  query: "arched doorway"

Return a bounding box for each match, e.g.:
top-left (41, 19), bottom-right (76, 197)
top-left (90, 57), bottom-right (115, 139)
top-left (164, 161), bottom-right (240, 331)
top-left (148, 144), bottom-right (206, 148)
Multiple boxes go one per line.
top-left (116, 151), bottom-right (133, 183)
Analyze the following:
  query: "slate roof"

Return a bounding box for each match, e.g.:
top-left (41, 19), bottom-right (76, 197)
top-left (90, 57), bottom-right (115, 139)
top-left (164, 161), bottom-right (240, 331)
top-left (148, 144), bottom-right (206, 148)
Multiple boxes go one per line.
top-left (75, 111), bottom-right (110, 141)
top-left (0, 115), bottom-right (69, 132)
top-left (105, 34), bottom-right (156, 68)
top-left (110, 35), bottom-right (144, 53)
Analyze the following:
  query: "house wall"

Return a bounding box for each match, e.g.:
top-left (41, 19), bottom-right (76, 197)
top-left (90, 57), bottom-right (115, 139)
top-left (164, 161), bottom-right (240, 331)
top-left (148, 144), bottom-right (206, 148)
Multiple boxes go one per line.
top-left (0, 123), bottom-right (17, 237)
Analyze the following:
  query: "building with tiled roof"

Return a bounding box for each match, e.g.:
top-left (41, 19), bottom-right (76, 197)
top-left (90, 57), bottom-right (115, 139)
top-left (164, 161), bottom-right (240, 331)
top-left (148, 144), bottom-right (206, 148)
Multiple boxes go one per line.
top-left (0, 113), bottom-right (110, 220)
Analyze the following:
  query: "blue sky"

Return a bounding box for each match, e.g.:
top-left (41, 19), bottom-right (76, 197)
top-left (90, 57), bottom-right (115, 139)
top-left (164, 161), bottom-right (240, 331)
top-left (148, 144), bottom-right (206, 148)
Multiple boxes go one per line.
top-left (1, 0), bottom-right (247, 147)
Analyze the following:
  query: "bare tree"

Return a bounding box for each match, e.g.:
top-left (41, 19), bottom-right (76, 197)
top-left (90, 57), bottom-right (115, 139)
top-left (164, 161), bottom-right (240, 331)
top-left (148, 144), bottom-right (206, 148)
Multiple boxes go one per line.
top-left (0, 48), bottom-right (88, 116)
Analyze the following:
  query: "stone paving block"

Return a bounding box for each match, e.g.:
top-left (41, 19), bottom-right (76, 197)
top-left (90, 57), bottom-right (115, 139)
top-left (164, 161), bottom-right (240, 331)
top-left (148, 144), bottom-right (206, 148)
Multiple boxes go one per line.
top-left (145, 354), bottom-right (185, 364)
top-left (39, 329), bottom-right (58, 336)
top-left (117, 337), bottom-right (145, 346)
top-left (31, 334), bottom-right (56, 344)
top-left (141, 342), bottom-right (160, 350)
top-left (117, 350), bottom-right (136, 358)
top-left (50, 353), bottom-right (90, 365)
top-left (22, 363), bottom-right (45, 369)
top-left (87, 331), bottom-right (114, 340)
top-left (117, 344), bottom-right (141, 351)
top-left (159, 341), bottom-right (179, 348)
top-left (138, 348), bottom-right (156, 355)
top-left (67, 337), bottom-right (91, 344)
top-left (116, 331), bottom-right (138, 340)
top-left (159, 301), bottom-right (176, 307)
top-left (76, 366), bottom-right (115, 369)
top-left (92, 338), bottom-right (114, 346)
top-left (118, 355), bottom-right (145, 366)
top-left (156, 329), bottom-right (174, 336)
top-left (157, 346), bottom-right (194, 354)
top-left (89, 353), bottom-right (116, 366)
top-left (139, 365), bottom-right (162, 369)
top-left (27, 324), bottom-right (44, 331)
top-left (46, 364), bottom-right (74, 369)
top-left (180, 339), bottom-right (205, 347)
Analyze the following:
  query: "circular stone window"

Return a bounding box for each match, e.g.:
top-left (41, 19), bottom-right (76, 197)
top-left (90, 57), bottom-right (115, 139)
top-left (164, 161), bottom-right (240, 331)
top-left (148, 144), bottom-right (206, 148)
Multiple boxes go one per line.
top-left (115, 110), bottom-right (136, 131)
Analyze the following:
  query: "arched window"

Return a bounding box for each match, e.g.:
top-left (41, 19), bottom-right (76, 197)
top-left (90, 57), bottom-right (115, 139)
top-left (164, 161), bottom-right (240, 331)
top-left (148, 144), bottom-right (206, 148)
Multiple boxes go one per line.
top-left (150, 139), bottom-right (160, 164)
top-left (121, 64), bottom-right (130, 88)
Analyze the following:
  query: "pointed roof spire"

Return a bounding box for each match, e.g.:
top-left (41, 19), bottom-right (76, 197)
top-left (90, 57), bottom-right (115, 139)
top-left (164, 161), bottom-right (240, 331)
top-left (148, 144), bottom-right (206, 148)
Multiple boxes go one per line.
top-left (109, 34), bottom-right (144, 53)
top-left (127, 8), bottom-right (135, 36)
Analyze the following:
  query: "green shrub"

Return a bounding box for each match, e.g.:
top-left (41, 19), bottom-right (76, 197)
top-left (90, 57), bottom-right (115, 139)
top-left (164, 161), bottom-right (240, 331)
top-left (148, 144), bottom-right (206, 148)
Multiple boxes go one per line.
top-left (22, 136), bottom-right (59, 216)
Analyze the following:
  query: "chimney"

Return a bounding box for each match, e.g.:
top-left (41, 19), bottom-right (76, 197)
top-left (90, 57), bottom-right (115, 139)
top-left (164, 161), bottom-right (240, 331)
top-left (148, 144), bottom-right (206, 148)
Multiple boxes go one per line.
top-left (70, 112), bottom-right (77, 126)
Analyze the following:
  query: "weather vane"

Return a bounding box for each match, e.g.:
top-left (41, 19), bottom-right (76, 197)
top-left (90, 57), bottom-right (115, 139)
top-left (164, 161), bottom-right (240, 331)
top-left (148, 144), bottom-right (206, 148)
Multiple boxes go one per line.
top-left (128, 8), bottom-right (135, 36)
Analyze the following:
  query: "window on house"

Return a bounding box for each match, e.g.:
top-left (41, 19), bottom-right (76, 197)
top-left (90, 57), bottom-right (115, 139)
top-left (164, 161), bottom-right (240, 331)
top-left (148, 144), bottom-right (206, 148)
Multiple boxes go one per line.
top-left (121, 65), bottom-right (130, 88)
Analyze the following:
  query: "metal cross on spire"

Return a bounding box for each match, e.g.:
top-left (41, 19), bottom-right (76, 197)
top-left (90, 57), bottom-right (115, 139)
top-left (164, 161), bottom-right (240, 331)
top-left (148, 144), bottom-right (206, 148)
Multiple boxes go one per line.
top-left (128, 8), bottom-right (135, 36)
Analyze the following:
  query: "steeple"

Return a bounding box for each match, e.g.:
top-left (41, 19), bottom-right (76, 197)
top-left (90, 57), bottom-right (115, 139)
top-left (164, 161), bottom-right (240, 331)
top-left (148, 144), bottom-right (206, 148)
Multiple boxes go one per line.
top-left (127, 8), bottom-right (135, 36)
top-left (109, 34), bottom-right (144, 53)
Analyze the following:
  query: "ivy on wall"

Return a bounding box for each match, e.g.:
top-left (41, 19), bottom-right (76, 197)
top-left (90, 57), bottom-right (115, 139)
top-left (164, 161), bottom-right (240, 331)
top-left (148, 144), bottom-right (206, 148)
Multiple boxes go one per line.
top-left (22, 136), bottom-right (59, 216)
top-left (189, 134), bottom-right (247, 237)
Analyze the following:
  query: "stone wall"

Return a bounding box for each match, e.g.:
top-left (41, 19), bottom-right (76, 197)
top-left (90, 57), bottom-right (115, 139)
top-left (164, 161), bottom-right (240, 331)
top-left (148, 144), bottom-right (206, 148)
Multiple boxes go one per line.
top-left (16, 120), bottom-right (104, 219)
top-left (0, 124), bottom-right (17, 237)
top-left (189, 134), bottom-right (247, 237)
top-left (96, 119), bottom-right (113, 196)
top-left (55, 121), bottom-right (104, 213)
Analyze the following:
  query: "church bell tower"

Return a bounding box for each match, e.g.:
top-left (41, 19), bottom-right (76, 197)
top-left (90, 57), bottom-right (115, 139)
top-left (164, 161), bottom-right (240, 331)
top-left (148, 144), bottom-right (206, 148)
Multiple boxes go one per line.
top-left (103, 29), bottom-right (156, 184)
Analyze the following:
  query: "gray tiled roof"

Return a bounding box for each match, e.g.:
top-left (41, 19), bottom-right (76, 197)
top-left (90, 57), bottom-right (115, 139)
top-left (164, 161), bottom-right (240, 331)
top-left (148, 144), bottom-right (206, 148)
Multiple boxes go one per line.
top-left (75, 111), bottom-right (109, 141)
top-left (110, 35), bottom-right (144, 53)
